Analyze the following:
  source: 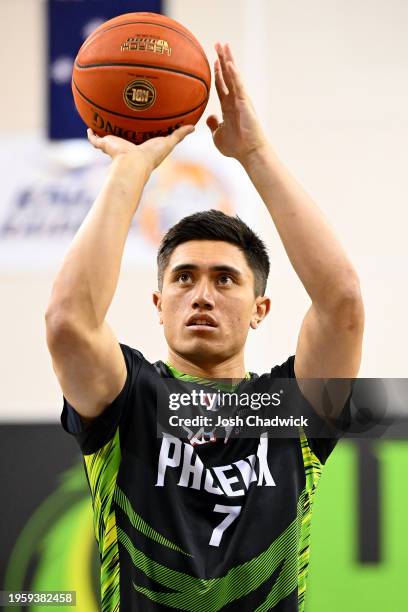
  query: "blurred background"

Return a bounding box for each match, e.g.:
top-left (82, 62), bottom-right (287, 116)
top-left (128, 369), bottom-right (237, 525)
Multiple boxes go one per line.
top-left (0, 0), bottom-right (407, 610)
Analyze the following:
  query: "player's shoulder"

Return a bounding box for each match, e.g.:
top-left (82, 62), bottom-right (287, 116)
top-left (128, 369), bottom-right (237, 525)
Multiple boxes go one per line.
top-left (270, 354), bottom-right (296, 378)
top-left (118, 343), bottom-right (170, 381)
top-left (119, 342), bottom-right (145, 363)
top-left (253, 354), bottom-right (296, 380)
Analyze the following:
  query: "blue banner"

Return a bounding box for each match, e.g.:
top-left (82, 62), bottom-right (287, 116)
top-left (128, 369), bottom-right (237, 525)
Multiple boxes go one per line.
top-left (47, 0), bottom-right (162, 140)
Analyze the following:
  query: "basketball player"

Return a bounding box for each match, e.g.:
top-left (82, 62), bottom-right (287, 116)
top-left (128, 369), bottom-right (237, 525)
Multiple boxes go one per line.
top-left (45, 43), bottom-right (364, 611)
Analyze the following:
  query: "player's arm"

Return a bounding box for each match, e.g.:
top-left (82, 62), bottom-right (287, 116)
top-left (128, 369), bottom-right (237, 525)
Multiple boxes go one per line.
top-left (45, 126), bottom-right (194, 426)
top-left (207, 43), bottom-right (364, 417)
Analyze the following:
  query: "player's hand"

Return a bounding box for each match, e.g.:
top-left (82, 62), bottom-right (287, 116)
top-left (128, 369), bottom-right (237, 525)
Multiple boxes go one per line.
top-left (87, 124), bottom-right (194, 173)
top-left (207, 43), bottom-right (268, 165)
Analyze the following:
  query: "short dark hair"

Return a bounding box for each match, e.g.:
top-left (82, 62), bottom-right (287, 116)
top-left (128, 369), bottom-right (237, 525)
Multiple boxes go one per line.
top-left (157, 209), bottom-right (270, 296)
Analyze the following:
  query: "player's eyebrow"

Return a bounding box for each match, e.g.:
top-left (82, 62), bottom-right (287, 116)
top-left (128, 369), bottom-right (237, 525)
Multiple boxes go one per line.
top-left (171, 263), bottom-right (243, 277)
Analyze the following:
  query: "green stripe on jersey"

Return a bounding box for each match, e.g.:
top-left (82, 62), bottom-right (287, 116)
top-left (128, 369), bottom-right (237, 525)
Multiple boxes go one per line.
top-left (120, 490), bottom-right (307, 611)
top-left (84, 429), bottom-right (121, 612)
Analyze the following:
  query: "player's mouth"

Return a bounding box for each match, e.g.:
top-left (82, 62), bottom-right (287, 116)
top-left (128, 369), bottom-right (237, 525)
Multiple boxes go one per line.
top-left (186, 314), bottom-right (218, 330)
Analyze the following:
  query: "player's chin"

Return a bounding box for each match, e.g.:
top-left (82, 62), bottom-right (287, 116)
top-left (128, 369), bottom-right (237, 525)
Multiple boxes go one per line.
top-left (180, 331), bottom-right (222, 352)
top-left (182, 344), bottom-right (224, 363)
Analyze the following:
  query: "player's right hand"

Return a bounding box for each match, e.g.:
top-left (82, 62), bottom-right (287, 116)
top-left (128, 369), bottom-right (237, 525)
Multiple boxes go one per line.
top-left (87, 125), bottom-right (194, 174)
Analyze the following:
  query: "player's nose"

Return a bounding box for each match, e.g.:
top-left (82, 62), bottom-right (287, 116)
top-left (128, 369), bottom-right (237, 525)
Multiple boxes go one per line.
top-left (190, 277), bottom-right (215, 309)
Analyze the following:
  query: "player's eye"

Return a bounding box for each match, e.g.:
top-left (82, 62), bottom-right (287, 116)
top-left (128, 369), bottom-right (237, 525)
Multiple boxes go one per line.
top-left (217, 274), bottom-right (234, 286)
top-left (176, 271), bottom-right (193, 284)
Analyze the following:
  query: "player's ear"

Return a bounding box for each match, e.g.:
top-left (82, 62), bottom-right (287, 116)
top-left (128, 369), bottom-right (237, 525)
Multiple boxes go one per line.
top-left (250, 295), bottom-right (271, 329)
top-left (153, 291), bottom-right (163, 324)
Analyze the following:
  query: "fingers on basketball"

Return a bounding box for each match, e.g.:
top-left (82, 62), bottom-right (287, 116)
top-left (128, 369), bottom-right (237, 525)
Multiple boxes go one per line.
top-left (87, 128), bottom-right (109, 153)
top-left (170, 124), bottom-right (195, 145)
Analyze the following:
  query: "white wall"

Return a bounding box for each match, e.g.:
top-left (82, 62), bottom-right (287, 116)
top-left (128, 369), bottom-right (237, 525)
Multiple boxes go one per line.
top-left (0, 0), bottom-right (45, 133)
top-left (1, 0), bottom-right (407, 420)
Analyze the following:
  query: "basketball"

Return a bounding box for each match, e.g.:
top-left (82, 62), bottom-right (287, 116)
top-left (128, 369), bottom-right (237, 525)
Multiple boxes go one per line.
top-left (71, 12), bottom-right (211, 144)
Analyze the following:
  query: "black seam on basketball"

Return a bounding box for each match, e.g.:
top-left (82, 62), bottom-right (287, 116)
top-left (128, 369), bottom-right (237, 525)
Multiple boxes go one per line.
top-left (75, 61), bottom-right (209, 94)
top-left (79, 20), bottom-right (210, 71)
top-left (73, 79), bottom-right (208, 122)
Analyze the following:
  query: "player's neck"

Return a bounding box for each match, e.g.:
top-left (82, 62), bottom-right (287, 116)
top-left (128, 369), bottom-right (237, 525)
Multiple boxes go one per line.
top-left (166, 349), bottom-right (246, 380)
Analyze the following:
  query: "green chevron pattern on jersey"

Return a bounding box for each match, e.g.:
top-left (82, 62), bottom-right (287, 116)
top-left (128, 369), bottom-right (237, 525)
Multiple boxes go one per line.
top-left (84, 428), bottom-right (121, 612)
top-left (114, 486), bottom-right (192, 557)
top-left (297, 428), bottom-right (323, 610)
top-left (116, 490), bottom-right (306, 612)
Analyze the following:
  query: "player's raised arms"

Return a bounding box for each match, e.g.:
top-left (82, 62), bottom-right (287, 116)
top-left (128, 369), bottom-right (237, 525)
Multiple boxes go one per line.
top-left (45, 126), bottom-right (194, 426)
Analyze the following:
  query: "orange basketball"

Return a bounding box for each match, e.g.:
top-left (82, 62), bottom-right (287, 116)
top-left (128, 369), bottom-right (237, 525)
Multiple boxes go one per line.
top-left (72, 12), bottom-right (211, 144)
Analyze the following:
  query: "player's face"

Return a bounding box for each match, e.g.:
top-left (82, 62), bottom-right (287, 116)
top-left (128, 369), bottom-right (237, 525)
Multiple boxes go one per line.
top-left (153, 240), bottom-right (269, 366)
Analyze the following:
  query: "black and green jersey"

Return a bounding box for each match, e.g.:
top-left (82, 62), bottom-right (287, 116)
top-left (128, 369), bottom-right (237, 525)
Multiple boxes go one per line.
top-left (61, 343), bottom-right (348, 611)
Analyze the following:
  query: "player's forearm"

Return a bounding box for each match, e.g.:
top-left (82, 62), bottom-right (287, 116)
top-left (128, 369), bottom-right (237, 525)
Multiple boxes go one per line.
top-left (242, 144), bottom-right (362, 312)
top-left (46, 153), bottom-right (149, 329)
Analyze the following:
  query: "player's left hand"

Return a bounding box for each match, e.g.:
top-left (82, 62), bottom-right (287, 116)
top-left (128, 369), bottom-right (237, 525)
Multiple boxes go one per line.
top-left (207, 43), bottom-right (268, 165)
